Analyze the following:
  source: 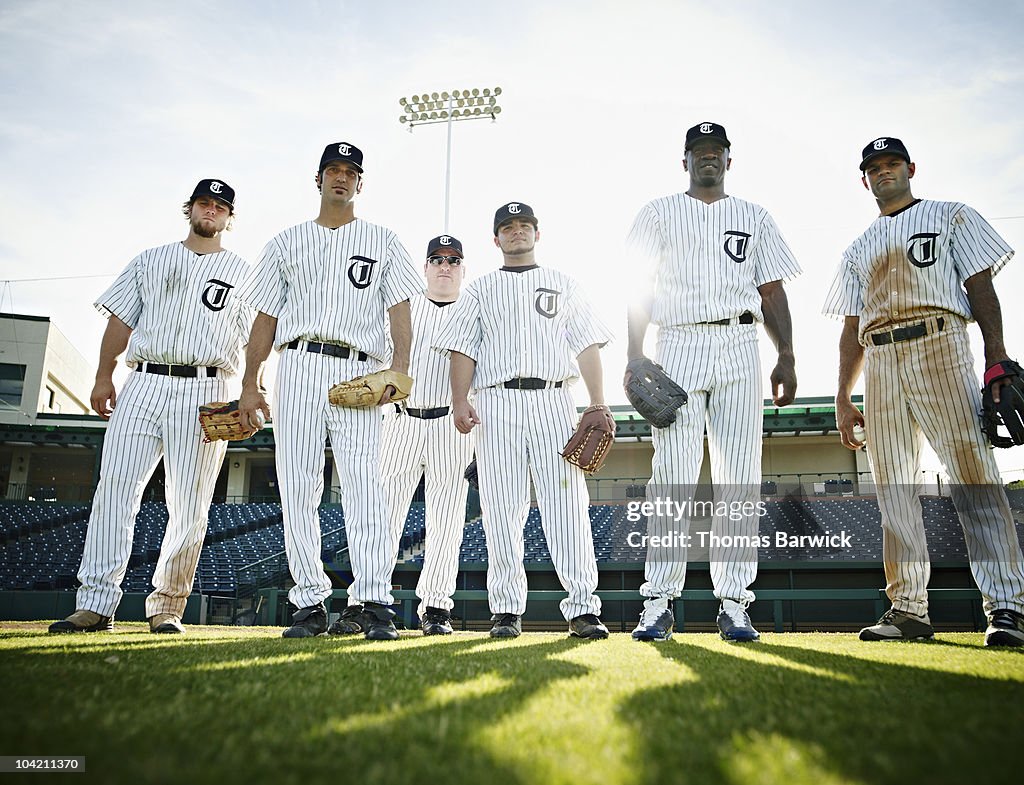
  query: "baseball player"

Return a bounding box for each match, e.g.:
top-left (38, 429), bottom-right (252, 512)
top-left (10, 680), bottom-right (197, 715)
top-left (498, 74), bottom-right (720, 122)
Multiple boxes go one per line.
top-left (625, 122), bottom-right (801, 642)
top-left (379, 234), bottom-right (474, 635)
top-left (49, 179), bottom-right (252, 635)
top-left (824, 136), bottom-right (1024, 646)
top-left (237, 142), bottom-right (422, 640)
top-left (433, 202), bottom-right (613, 640)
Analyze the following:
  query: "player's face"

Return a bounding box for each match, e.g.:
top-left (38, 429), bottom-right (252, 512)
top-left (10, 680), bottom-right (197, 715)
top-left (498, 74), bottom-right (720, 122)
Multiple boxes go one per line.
top-left (189, 197), bottom-right (231, 238)
top-left (424, 253), bottom-right (464, 297)
top-left (862, 155), bottom-right (915, 200)
top-left (494, 219), bottom-right (539, 256)
top-left (683, 140), bottom-right (731, 187)
top-left (317, 161), bottom-right (363, 203)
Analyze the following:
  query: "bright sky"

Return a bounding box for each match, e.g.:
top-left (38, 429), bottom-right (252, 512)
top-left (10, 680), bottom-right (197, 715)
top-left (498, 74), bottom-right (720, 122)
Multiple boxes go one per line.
top-left (1, 0), bottom-right (1023, 474)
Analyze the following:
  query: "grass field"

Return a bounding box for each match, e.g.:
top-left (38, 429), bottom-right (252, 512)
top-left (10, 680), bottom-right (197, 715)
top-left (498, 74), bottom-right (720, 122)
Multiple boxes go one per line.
top-left (3, 623), bottom-right (1023, 785)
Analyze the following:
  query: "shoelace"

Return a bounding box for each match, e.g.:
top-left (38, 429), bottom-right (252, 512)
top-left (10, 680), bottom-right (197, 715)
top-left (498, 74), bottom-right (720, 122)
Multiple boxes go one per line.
top-left (990, 610), bottom-right (1023, 630)
top-left (496, 614), bottom-right (518, 627)
top-left (638, 605), bottom-right (670, 627)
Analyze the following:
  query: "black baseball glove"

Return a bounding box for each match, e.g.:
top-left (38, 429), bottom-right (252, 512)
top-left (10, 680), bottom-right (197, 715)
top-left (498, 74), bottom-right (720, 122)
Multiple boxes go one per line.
top-left (981, 359), bottom-right (1024, 448)
top-left (624, 358), bottom-right (689, 428)
top-left (464, 458), bottom-right (479, 490)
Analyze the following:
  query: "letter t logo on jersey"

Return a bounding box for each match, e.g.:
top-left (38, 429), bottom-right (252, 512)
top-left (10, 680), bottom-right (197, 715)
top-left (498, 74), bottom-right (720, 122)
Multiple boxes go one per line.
top-left (723, 231), bottom-right (752, 263)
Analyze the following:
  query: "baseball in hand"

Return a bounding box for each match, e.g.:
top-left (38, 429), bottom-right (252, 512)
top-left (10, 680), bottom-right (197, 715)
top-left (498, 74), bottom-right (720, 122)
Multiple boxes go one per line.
top-left (253, 411), bottom-right (266, 429)
top-left (852, 424), bottom-right (866, 444)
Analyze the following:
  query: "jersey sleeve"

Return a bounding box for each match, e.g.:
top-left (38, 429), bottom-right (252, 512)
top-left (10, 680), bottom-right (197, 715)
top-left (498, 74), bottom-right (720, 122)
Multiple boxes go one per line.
top-left (431, 285), bottom-right (482, 360)
top-left (238, 238), bottom-right (286, 318)
top-left (949, 204), bottom-right (1015, 280)
top-left (565, 280), bottom-right (615, 354)
top-left (380, 236), bottom-right (423, 309)
top-left (752, 212), bottom-right (802, 286)
top-left (821, 252), bottom-right (863, 318)
top-left (625, 203), bottom-right (663, 284)
top-left (94, 255), bottom-right (144, 326)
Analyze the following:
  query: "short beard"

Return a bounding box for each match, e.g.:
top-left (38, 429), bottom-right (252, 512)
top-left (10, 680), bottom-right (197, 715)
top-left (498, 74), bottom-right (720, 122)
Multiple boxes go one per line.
top-left (191, 218), bottom-right (219, 239)
top-left (504, 242), bottom-right (534, 256)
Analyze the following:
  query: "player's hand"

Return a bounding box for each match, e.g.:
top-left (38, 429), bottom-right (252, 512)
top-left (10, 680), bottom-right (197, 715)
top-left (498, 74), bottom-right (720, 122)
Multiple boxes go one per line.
top-left (380, 385), bottom-right (396, 405)
top-left (623, 356), bottom-right (646, 389)
top-left (770, 355), bottom-right (797, 407)
top-left (836, 397), bottom-right (865, 451)
top-left (238, 384), bottom-right (271, 432)
top-left (453, 400), bottom-right (480, 434)
top-left (91, 378), bottom-right (117, 420)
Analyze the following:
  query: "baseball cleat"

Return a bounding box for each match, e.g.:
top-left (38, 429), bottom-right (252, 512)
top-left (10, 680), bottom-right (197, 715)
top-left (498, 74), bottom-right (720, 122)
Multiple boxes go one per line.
top-left (149, 613), bottom-right (185, 634)
top-left (282, 602), bottom-right (328, 638)
top-left (717, 598), bottom-right (760, 642)
top-left (984, 608), bottom-right (1024, 647)
top-left (362, 602), bottom-right (400, 641)
top-left (632, 599), bottom-right (674, 642)
top-left (489, 613), bottom-right (522, 639)
top-left (859, 608), bottom-right (934, 641)
top-left (48, 609), bottom-right (113, 634)
top-left (328, 604), bottom-right (366, 635)
top-left (569, 613), bottom-right (609, 639)
top-left (420, 607), bottom-right (454, 636)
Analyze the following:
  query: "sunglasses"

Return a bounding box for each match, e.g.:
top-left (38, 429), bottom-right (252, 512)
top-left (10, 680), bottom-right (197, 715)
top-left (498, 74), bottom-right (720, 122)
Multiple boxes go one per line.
top-left (427, 256), bottom-right (463, 266)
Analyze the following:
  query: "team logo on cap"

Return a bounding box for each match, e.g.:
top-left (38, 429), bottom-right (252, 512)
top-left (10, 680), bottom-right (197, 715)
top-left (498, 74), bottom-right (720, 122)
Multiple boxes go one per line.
top-left (507, 203), bottom-right (521, 214)
top-left (700, 123), bottom-right (714, 134)
top-left (534, 287), bottom-right (561, 319)
top-left (723, 230), bottom-right (752, 264)
top-left (439, 236), bottom-right (452, 245)
top-left (907, 232), bottom-right (940, 268)
top-left (201, 278), bottom-right (233, 311)
top-left (338, 144), bottom-right (352, 156)
top-left (209, 181), bottom-right (224, 194)
top-left (347, 255), bottom-right (378, 289)
top-left (873, 139), bottom-right (888, 151)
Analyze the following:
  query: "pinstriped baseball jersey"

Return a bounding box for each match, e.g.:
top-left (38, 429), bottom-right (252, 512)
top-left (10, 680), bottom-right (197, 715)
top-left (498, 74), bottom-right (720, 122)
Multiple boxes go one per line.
top-left (432, 267), bottom-right (613, 389)
top-left (627, 195), bottom-right (802, 325)
top-left (97, 243), bottom-right (253, 374)
top-left (822, 200), bottom-right (1014, 340)
top-left (405, 292), bottom-right (457, 408)
top-left (239, 220), bottom-right (422, 360)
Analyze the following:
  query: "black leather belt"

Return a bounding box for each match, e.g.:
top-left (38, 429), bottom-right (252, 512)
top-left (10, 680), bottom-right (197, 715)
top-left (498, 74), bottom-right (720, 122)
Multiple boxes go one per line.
top-left (703, 312), bottom-right (754, 325)
top-left (870, 317), bottom-right (944, 346)
top-left (135, 364), bottom-right (217, 378)
top-left (287, 339), bottom-right (367, 361)
top-left (396, 405), bottom-right (450, 419)
top-left (502, 378), bottom-right (563, 390)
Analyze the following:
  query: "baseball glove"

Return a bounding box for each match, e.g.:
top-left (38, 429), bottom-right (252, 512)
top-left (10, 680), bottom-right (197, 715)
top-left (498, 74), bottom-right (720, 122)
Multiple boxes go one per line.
top-left (328, 370), bottom-right (413, 408)
top-left (981, 359), bottom-right (1024, 448)
top-left (464, 458), bottom-right (479, 490)
top-left (561, 405), bottom-right (616, 474)
top-left (198, 400), bottom-right (258, 442)
top-left (624, 358), bottom-right (689, 428)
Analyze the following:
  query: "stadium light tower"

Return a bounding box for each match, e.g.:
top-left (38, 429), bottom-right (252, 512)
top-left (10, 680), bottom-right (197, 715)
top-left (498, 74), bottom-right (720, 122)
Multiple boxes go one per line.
top-left (398, 86), bottom-right (503, 232)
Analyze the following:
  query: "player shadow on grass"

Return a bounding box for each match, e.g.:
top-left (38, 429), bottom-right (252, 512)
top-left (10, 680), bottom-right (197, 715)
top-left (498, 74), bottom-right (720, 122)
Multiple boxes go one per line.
top-left (3, 632), bottom-right (595, 785)
top-left (620, 638), bottom-right (1024, 785)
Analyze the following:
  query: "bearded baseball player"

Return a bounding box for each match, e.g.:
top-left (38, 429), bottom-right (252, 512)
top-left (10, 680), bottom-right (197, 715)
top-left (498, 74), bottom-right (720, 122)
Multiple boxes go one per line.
top-left (625, 122), bottom-right (801, 642)
top-left (237, 143), bottom-right (422, 640)
top-left (824, 136), bottom-right (1024, 646)
top-left (432, 202), bottom-right (613, 640)
top-left (50, 179), bottom-right (252, 636)
top-left (379, 234), bottom-right (474, 635)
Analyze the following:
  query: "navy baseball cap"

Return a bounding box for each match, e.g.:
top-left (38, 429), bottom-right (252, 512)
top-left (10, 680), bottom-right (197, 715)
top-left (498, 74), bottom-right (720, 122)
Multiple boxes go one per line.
top-left (493, 202), bottom-right (538, 235)
top-left (319, 142), bottom-right (364, 174)
top-left (426, 234), bottom-right (464, 258)
top-left (190, 178), bottom-right (235, 209)
top-left (685, 122), bottom-right (731, 150)
top-left (859, 137), bottom-right (911, 171)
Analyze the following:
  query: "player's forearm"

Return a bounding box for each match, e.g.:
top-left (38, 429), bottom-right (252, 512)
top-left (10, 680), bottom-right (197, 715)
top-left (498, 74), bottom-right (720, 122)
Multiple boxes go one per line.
top-left (387, 300), bottom-right (412, 374)
top-left (577, 344), bottom-right (606, 406)
top-left (241, 312), bottom-right (277, 390)
top-left (626, 294), bottom-right (653, 361)
top-left (758, 280), bottom-right (795, 361)
top-left (96, 316), bottom-right (132, 381)
top-left (449, 352), bottom-right (476, 404)
top-left (836, 316), bottom-right (864, 399)
top-left (965, 269), bottom-right (1009, 366)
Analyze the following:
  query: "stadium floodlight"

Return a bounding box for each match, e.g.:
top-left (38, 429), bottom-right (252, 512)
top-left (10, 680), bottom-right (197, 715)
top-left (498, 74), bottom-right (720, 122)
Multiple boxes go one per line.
top-left (397, 85), bottom-right (504, 231)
